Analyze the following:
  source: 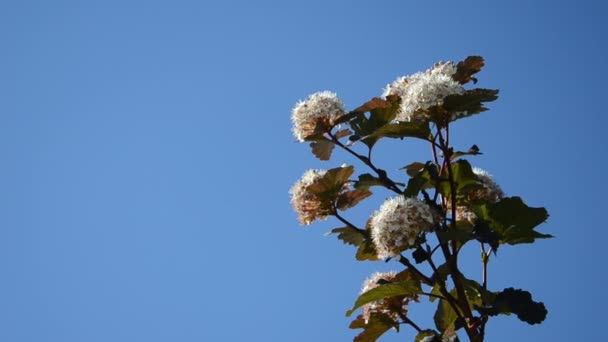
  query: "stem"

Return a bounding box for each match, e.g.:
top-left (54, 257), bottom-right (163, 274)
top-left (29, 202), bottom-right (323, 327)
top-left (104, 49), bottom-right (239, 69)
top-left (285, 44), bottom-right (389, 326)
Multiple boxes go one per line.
top-left (398, 313), bottom-right (423, 333)
top-left (333, 211), bottom-right (365, 233)
top-left (328, 133), bottom-right (402, 194)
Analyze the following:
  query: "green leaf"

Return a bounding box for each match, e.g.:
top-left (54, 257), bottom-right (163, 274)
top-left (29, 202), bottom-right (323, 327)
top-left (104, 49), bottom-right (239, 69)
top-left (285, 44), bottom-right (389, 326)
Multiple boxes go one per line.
top-left (307, 165), bottom-right (354, 196)
top-left (356, 239), bottom-right (379, 261)
top-left (436, 230), bottom-right (473, 244)
top-left (402, 162), bottom-right (426, 177)
top-left (439, 159), bottom-right (479, 199)
top-left (475, 197), bottom-right (552, 245)
top-left (346, 281), bottom-right (422, 317)
top-left (355, 173), bottom-right (386, 190)
top-left (349, 313), bottom-right (396, 342)
top-left (434, 298), bottom-right (459, 332)
top-left (337, 189), bottom-right (372, 211)
top-left (329, 226), bottom-right (366, 247)
top-left (478, 288), bottom-right (547, 325)
top-left (348, 95), bottom-right (402, 148)
top-left (404, 162), bottom-right (437, 197)
top-left (366, 121), bottom-right (431, 141)
top-left (309, 139), bottom-right (335, 161)
top-left (415, 330), bottom-right (440, 342)
top-left (453, 56), bottom-right (485, 84)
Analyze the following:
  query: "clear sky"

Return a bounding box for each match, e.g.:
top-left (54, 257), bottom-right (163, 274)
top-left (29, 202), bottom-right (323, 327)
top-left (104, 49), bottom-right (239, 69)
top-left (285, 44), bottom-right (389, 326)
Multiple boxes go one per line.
top-left (1, 1), bottom-right (606, 341)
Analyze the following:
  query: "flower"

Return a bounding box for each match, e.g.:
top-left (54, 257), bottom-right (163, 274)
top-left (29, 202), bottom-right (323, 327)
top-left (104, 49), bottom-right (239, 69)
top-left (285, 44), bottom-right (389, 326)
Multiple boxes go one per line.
top-left (289, 169), bottom-right (329, 225)
top-left (360, 271), bottom-right (414, 323)
top-left (370, 197), bottom-right (437, 258)
top-left (470, 167), bottom-right (504, 203)
top-left (382, 61), bottom-right (464, 122)
top-left (291, 91), bottom-right (346, 142)
top-left (454, 167), bottom-right (504, 223)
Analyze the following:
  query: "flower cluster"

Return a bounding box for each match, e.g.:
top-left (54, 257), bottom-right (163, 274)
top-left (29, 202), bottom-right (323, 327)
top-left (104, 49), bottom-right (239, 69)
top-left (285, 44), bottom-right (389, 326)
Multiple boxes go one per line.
top-left (360, 271), bottom-right (414, 323)
top-left (291, 91), bottom-right (346, 142)
top-left (455, 167), bottom-right (504, 222)
top-left (370, 197), bottom-right (437, 258)
top-left (470, 167), bottom-right (504, 203)
top-left (382, 62), bottom-right (465, 122)
top-left (289, 169), bottom-right (330, 225)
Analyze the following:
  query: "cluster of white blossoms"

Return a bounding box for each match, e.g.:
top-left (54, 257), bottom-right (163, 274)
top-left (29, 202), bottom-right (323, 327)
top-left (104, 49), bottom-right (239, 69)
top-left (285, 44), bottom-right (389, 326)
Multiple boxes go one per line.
top-left (370, 197), bottom-right (438, 259)
top-left (360, 271), bottom-right (412, 323)
top-left (291, 91), bottom-right (346, 142)
top-left (289, 169), bottom-right (329, 225)
top-left (455, 167), bottom-right (504, 222)
top-left (470, 167), bottom-right (504, 203)
top-left (382, 62), bottom-right (465, 122)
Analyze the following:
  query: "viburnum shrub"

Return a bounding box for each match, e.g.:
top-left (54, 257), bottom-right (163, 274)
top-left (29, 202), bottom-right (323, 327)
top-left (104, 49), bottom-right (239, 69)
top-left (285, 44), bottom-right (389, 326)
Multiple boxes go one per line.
top-left (289, 57), bottom-right (551, 342)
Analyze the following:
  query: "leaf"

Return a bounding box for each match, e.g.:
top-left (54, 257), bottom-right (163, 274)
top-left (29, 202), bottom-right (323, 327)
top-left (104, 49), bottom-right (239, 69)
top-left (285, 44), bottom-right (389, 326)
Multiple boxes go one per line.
top-left (329, 226), bottom-right (366, 246)
top-left (443, 89), bottom-right (499, 120)
top-left (337, 189), bottom-right (373, 211)
top-left (348, 95), bottom-right (402, 148)
top-left (349, 313), bottom-right (396, 342)
top-left (356, 239), bottom-right (379, 261)
top-left (309, 139), bottom-right (335, 161)
top-left (366, 121), bottom-right (431, 141)
top-left (451, 145), bottom-right (482, 160)
top-left (404, 162), bottom-right (437, 197)
top-left (453, 56), bottom-right (485, 84)
top-left (439, 159), bottom-right (479, 199)
top-left (436, 230), bottom-right (473, 244)
top-left (415, 330), bottom-right (440, 342)
top-left (434, 298), bottom-right (459, 332)
top-left (412, 246), bottom-right (429, 264)
top-left (402, 162), bottom-right (426, 177)
top-left (475, 197), bottom-right (552, 245)
top-left (307, 165), bottom-right (354, 195)
top-left (335, 128), bottom-right (352, 139)
top-left (346, 281), bottom-right (422, 317)
top-left (478, 288), bottom-right (547, 325)
top-left (355, 173), bottom-right (386, 190)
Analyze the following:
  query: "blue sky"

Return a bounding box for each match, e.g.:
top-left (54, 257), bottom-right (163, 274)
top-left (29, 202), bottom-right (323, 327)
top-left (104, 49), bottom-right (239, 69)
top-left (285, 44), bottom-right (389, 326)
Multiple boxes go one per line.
top-left (1, 1), bottom-right (606, 341)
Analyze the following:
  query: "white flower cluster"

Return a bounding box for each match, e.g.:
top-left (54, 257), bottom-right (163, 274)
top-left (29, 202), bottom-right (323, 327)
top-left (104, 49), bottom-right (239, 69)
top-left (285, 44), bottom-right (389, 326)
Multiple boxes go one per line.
top-left (370, 197), bottom-right (437, 258)
top-left (382, 62), bottom-right (464, 122)
top-left (471, 167), bottom-right (504, 203)
top-left (360, 271), bottom-right (405, 323)
top-left (291, 91), bottom-right (346, 142)
top-left (289, 169), bottom-right (329, 225)
top-left (455, 167), bottom-right (504, 223)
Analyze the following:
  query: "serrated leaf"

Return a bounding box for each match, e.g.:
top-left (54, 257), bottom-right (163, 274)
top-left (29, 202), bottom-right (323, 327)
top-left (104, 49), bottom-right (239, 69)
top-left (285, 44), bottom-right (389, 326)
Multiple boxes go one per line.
top-left (475, 197), bottom-right (551, 245)
top-left (367, 121), bottom-right (431, 141)
top-left (348, 95), bottom-right (402, 148)
top-left (404, 162), bottom-right (437, 197)
top-left (349, 313), bottom-right (396, 342)
top-left (337, 189), bottom-right (373, 211)
top-left (443, 89), bottom-right (499, 121)
top-left (329, 226), bottom-right (366, 246)
top-left (434, 298), bottom-right (459, 332)
top-left (346, 281), bottom-right (422, 317)
top-left (478, 288), bottom-right (547, 325)
top-left (356, 239), bottom-right (379, 261)
top-left (440, 159), bottom-right (479, 200)
top-left (453, 56), bottom-right (485, 84)
top-left (309, 139), bottom-right (335, 161)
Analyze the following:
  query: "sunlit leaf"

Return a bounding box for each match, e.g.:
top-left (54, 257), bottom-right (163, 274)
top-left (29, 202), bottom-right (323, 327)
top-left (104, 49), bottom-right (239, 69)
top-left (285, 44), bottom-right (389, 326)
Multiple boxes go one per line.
top-left (346, 281), bottom-right (422, 317)
top-left (443, 89), bottom-right (499, 121)
top-left (349, 313), bottom-right (396, 342)
top-left (309, 140), bottom-right (335, 161)
top-left (329, 226), bottom-right (366, 247)
top-left (453, 56), bottom-right (485, 84)
top-left (337, 189), bottom-right (373, 211)
top-left (434, 297), bottom-right (459, 332)
top-left (355, 173), bottom-right (386, 190)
